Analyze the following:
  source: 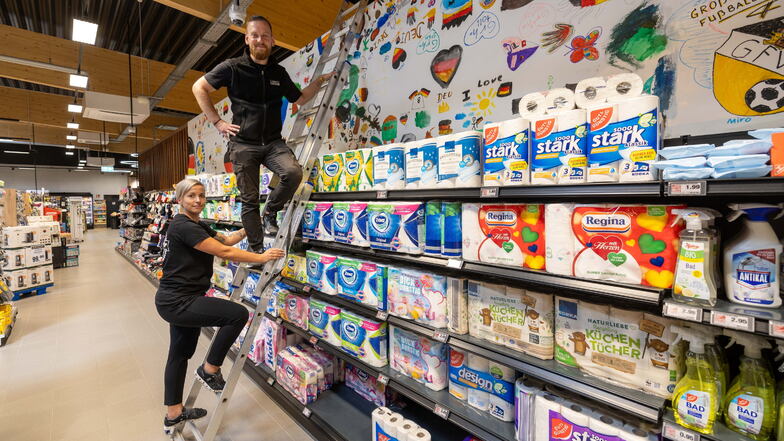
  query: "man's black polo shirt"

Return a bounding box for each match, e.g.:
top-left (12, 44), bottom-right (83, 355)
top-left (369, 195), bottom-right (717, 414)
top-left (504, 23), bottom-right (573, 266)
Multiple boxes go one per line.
top-left (205, 50), bottom-right (302, 145)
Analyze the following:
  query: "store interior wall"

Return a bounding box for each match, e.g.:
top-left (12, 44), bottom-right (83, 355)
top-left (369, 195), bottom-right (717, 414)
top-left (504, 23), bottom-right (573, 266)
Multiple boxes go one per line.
top-left (0, 167), bottom-right (130, 195)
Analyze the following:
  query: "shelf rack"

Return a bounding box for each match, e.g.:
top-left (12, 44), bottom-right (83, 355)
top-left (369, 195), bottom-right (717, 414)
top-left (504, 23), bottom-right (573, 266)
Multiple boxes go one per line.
top-left (663, 298), bottom-right (784, 339)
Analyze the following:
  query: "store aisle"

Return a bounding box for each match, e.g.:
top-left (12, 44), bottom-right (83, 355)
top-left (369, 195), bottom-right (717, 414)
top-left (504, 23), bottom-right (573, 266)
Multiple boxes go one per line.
top-left (0, 229), bottom-right (315, 441)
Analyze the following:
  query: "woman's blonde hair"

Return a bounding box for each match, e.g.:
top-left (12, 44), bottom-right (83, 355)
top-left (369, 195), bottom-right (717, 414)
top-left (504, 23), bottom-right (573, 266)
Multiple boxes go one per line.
top-left (175, 178), bottom-right (205, 202)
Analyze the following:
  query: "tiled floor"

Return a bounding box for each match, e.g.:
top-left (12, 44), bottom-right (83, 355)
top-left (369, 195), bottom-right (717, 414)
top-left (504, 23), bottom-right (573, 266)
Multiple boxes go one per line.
top-left (0, 228), bottom-right (315, 441)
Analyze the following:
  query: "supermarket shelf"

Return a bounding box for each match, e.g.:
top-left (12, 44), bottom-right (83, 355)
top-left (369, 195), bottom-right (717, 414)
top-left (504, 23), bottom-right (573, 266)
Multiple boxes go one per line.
top-left (664, 177), bottom-right (784, 197)
top-left (663, 298), bottom-right (784, 339)
top-left (115, 248), bottom-right (160, 288)
top-left (280, 277), bottom-right (382, 319)
top-left (662, 409), bottom-right (755, 441)
top-left (305, 241), bottom-right (664, 307)
top-left (201, 218), bottom-right (244, 227)
top-left (387, 315), bottom-right (665, 422)
top-left (206, 195), bottom-right (232, 201)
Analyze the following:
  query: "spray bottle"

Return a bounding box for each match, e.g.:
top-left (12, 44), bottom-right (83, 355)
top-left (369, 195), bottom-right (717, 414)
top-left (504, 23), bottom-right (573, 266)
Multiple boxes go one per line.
top-left (672, 209), bottom-right (721, 306)
top-left (774, 341), bottom-right (784, 441)
top-left (722, 331), bottom-right (775, 440)
top-left (724, 204), bottom-right (783, 308)
top-left (671, 324), bottom-right (721, 434)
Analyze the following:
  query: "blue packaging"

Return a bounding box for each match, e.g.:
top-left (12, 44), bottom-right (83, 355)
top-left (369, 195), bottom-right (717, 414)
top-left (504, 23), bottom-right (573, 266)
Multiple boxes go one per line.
top-left (530, 110), bottom-right (587, 185)
top-left (336, 256), bottom-right (388, 310)
top-left (482, 119), bottom-right (530, 186)
top-left (448, 348), bottom-right (515, 404)
top-left (438, 132), bottom-right (482, 187)
top-left (301, 202), bottom-right (334, 241)
top-left (441, 202), bottom-right (462, 257)
top-left (419, 139), bottom-right (439, 188)
top-left (331, 202), bottom-right (369, 247)
top-left (367, 202), bottom-right (424, 254)
top-left (340, 310), bottom-right (388, 367)
top-left (305, 250), bottom-right (339, 294)
top-left (424, 201), bottom-right (443, 255)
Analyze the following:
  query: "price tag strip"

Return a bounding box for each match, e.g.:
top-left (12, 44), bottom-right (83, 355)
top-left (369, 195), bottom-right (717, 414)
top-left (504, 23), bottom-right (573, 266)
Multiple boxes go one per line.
top-left (376, 190), bottom-right (388, 199)
top-left (302, 407), bottom-right (312, 418)
top-left (433, 404), bottom-right (450, 420)
top-left (309, 336), bottom-right (318, 345)
top-left (376, 311), bottom-right (389, 321)
top-left (433, 330), bottom-right (449, 343)
top-left (377, 373), bottom-right (389, 385)
top-left (663, 302), bottom-right (703, 323)
top-left (480, 187), bottom-right (498, 198)
top-left (667, 180), bottom-right (706, 196)
top-left (769, 320), bottom-right (784, 338)
top-left (267, 376), bottom-right (276, 386)
top-left (302, 285), bottom-right (312, 293)
top-left (663, 421), bottom-right (700, 441)
top-left (446, 258), bottom-right (464, 269)
top-left (710, 310), bottom-right (755, 332)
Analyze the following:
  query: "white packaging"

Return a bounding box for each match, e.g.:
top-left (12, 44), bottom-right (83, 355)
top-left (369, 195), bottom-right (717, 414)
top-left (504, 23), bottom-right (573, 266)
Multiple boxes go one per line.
top-left (466, 353), bottom-right (490, 411)
top-left (398, 420), bottom-right (420, 441)
top-left (533, 393), bottom-right (562, 441)
top-left (530, 109), bottom-right (587, 185)
top-left (519, 92), bottom-right (547, 118)
top-left (419, 138), bottom-right (439, 189)
top-left (606, 73), bottom-right (644, 99)
top-left (615, 95), bottom-right (660, 182)
top-left (561, 402), bottom-right (591, 426)
top-left (3, 226), bottom-right (37, 248)
top-left (25, 245), bottom-right (51, 267)
top-left (407, 428), bottom-right (431, 441)
top-left (28, 266), bottom-right (44, 287)
top-left (544, 203), bottom-right (577, 276)
top-left (589, 412), bottom-right (621, 437)
top-left (373, 145), bottom-right (390, 190)
top-left (3, 268), bottom-right (29, 291)
top-left (41, 264), bottom-right (54, 284)
top-left (405, 140), bottom-right (424, 189)
top-left (545, 87), bottom-right (576, 114)
top-left (482, 118), bottom-right (531, 186)
top-left (437, 132), bottom-right (482, 188)
top-left (448, 278), bottom-right (468, 335)
top-left (389, 326), bottom-right (449, 391)
top-left (488, 361), bottom-right (516, 422)
top-left (374, 144), bottom-right (406, 190)
top-left (575, 76), bottom-right (610, 109)
top-left (2, 248), bottom-right (26, 270)
top-left (372, 407), bottom-right (391, 441)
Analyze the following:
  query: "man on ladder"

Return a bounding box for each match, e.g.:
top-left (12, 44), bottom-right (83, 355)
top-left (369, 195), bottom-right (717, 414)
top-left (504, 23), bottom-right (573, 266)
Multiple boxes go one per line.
top-left (192, 15), bottom-right (332, 253)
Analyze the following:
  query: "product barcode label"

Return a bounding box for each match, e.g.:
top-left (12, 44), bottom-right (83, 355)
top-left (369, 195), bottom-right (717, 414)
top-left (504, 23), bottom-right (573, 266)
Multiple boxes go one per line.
top-left (377, 373), bottom-right (389, 385)
top-left (267, 376), bottom-right (275, 386)
top-left (710, 311), bottom-right (754, 332)
top-left (376, 190), bottom-right (388, 199)
top-left (663, 302), bottom-right (702, 323)
top-left (302, 407), bottom-right (312, 418)
top-left (433, 330), bottom-right (449, 343)
top-left (480, 187), bottom-right (499, 198)
top-left (308, 336), bottom-right (318, 345)
top-left (769, 320), bottom-right (784, 338)
top-left (376, 311), bottom-right (389, 321)
top-left (667, 181), bottom-right (706, 196)
top-left (446, 258), bottom-right (464, 269)
top-left (434, 404), bottom-right (450, 420)
top-left (663, 421), bottom-right (700, 441)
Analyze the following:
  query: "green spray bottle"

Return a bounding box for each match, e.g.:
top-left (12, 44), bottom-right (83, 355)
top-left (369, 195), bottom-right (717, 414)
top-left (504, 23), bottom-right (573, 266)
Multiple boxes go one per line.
top-left (671, 209), bottom-right (721, 307)
top-left (671, 324), bottom-right (721, 434)
top-left (722, 330), bottom-right (776, 440)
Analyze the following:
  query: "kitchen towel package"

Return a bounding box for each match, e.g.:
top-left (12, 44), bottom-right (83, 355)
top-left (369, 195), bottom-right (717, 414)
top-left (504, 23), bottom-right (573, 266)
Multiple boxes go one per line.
top-left (424, 201), bottom-right (443, 256)
top-left (308, 297), bottom-right (342, 346)
top-left (483, 118), bottom-right (530, 186)
top-left (374, 144), bottom-right (406, 190)
top-left (319, 152), bottom-right (345, 192)
top-left (387, 267), bottom-right (454, 329)
top-left (419, 138), bottom-right (439, 189)
top-left (302, 202), bottom-right (334, 241)
top-left (437, 131), bottom-right (482, 188)
top-left (340, 310), bottom-right (388, 367)
top-left (390, 325), bottom-right (449, 391)
top-left (367, 202), bottom-right (424, 254)
top-left (461, 203), bottom-right (546, 270)
top-left (305, 250), bottom-right (338, 294)
top-left (544, 203), bottom-right (577, 276)
top-left (554, 296), bottom-right (682, 398)
top-left (336, 256), bottom-right (388, 310)
top-left (448, 278), bottom-right (468, 335)
top-left (441, 202), bottom-right (462, 258)
top-left (343, 149), bottom-right (364, 192)
top-left (405, 140), bottom-right (424, 189)
top-left (346, 364), bottom-right (387, 407)
top-left (357, 147), bottom-right (375, 191)
top-left (331, 202), bottom-right (370, 247)
top-left (281, 253), bottom-right (308, 283)
top-left (530, 109), bottom-right (587, 185)
top-left (449, 348), bottom-right (516, 422)
top-left (467, 282), bottom-right (554, 359)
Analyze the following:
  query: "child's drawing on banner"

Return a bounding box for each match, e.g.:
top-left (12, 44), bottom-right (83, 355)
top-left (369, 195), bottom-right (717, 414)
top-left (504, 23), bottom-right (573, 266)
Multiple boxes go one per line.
top-left (187, 97), bottom-right (233, 175)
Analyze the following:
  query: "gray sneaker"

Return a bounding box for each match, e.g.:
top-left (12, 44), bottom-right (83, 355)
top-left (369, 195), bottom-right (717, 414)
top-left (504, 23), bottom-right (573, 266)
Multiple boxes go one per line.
top-left (163, 407), bottom-right (207, 436)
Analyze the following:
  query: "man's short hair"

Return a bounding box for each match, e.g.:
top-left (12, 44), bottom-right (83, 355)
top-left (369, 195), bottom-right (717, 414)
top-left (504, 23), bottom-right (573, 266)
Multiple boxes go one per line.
top-left (247, 15), bottom-right (272, 32)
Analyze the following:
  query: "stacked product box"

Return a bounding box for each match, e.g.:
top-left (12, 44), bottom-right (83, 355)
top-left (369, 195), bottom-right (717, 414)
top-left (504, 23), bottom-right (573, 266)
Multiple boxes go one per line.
top-left (1, 225), bottom-right (55, 292)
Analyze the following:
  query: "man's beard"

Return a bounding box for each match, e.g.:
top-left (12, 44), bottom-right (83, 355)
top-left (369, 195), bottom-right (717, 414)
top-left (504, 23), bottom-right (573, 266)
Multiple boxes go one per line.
top-left (251, 45), bottom-right (270, 60)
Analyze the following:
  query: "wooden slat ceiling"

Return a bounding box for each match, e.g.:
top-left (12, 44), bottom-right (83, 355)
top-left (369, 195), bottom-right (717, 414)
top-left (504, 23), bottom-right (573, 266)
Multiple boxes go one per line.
top-left (0, 0), bottom-right (341, 155)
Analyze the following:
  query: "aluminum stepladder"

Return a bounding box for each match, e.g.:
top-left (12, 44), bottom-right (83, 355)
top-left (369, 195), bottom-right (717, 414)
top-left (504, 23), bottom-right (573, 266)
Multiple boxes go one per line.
top-left (174, 1), bottom-right (369, 440)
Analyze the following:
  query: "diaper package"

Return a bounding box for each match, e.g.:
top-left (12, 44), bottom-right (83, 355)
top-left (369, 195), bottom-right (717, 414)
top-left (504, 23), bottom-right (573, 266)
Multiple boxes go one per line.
top-left (405, 140), bottom-right (424, 189)
top-left (345, 364), bottom-right (387, 406)
top-left (467, 281), bottom-right (554, 359)
top-left (483, 119), bottom-right (530, 186)
top-left (530, 109), bottom-right (587, 185)
top-left (390, 325), bottom-right (449, 391)
top-left (554, 296), bottom-right (682, 398)
top-left (586, 95), bottom-right (659, 182)
top-left (373, 144), bottom-right (405, 190)
top-left (281, 253), bottom-right (308, 284)
top-left (319, 152), bottom-right (345, 192)
top-left (462, 203), bottom-right (546, 270)
top-left (340, 311), bottom-right (388, 367)
top-left (336, 256), bottom-right (388, 310)
top-left (569, 205), bottom-right (684, 288)
top-left (308, 298), bottom-right (342, 346)
top-left (424, 201), bottom-right (443, 255)
top-left (332, 202), bottom-right (370, 247)
top-left (437, 131), bottom-right (482, 188)
top-left (449, 348), bottom-right (517, 422)
top-left (302, 202), bottom-right (334, 241)
top-left (278, 290), bottom-right (309, 330)
top-left (367, 202), bottom-right (424, 254)
top-left (305, 250), bottom-right (338, 294)
top-left (388, 267), bottom-right (458, 329)
top-left (419, 138), bottom-right (439, 188)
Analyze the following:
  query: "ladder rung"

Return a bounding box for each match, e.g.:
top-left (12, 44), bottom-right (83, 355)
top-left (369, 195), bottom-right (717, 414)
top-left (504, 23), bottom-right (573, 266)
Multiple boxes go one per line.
top-left (321, 51), bottom-right (341, 64)
top-left (333, 27), bottom-right (349, 40)
top-left (341, 1), bottom-right (360, 18)
top-left (288, 135), bottom-right (309, 145)
top-left (184, 421), bottom-right (204, 441)
top-left (299, 106), bottom-right (320, 118)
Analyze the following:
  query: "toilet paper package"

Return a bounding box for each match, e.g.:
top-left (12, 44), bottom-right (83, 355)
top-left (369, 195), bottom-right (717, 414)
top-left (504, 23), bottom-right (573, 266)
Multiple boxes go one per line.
top-left (405, 141), bottom-right (424, 189)
top-left (276, 350), bottom-right (318, 404)
top-left (278, 291), bottom-right (309, 330)
top-left (301, 202), bottom-right (333, 241)
top-left (374, 144), bottom-right (406, 189)
top-left (467, 281), bottom-right (554, 359)
top-left (544, 203), bottom-right (577, 276)
top-left (419, 138), bottom-right (439, 189)
top-left (449, 348), bottom-right (516, 422)
top-left (345, 364), bottom-right (387, 407)
top-left (305, 250), bottom-right (338, 294)
top-left (554, 296), bottom-right (682, 398)
top-left (531, 391), bottom-right (630, 441)
top-left (424, 201), bottom-right (443, 255)
top-left (586, 95), bottom-right (659, 183)
top-left (358, 148), bottom-right (375, 191)
top-left (336, 256), bottom-right (388, 310)
top-left (441, 201), bottom-right (462, 257)
top-left (340, 310), bottom-right (388, 367)
top-left (390, 326), bottom-right (449, 391)
top-left (570, 204), bottom-right (684, 288)
top-left (319, 152), bottom-right (345, 192)
top-left (367, 202), bottom-right (424, 254)
top-left (283, 346), bottom-right (325, 393)
top-left (343, 149), bottom-right (364, 192)
top-left (281, 253), bottom-right (308, 283)
top-left (265, 281), bottom-right (295, 316)
top-left (387, 267), bottom-right (452, 328)
top-left (261, 317), bottom-right (287, 370)
top-left (295, 345), bottom-right (336, 390)
top-left (483, 119), bottom-right (530, 186)
top-left (461, 203), bottom-right (546, 270)
top-left (241, 271), bottom-right (262, 304)
top-left (448, 278), bottom-right (469, 335)
top-left (332, 202), bottom-right (369, 247)
top-left (530, 109), bottom-right (587, 185)
top-left (437, 131), bottom-right (482, 188)
top-left (308, 298), bottom-right (342, 346)
top-left (514, 378), bottom-right (542, 441)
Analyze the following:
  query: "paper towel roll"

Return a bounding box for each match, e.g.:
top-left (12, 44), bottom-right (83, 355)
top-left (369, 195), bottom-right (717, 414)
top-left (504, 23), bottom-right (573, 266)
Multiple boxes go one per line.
top-left (606, 73), bottom-right (643, 99)
top-left (397, 420), bottom-right (420, 440)
top-left (419, 139), bottom-right (439, 189)
top-left (438, 132), bottom-right (482, 188)
top-left (373, 145), bottom-right (389, 190)
top-left (405, 141), bottom-right (424, 190)
top-left (406, 428), bottom-right (432, 441)
top-left (575, 77), bottom-right (609, 109)
top-left (610, 94), bottom-right (660, 182)
top-left (488, 361), bottom-right (516, 422)
top-left (441, 202), bottom-right (462, 258)
top-left (467, 353), bottom-right (490, 411)
top-left (544, 203), bottom-right (576, 276)
top-left (621, 426), bottom-right (651, 441)
top-left (515, 379), bottom-right (541, 441)
top-left (372, 407), bottom-right (391, 441)
top-left (395, 202), bottom-right (425, 255)
top-left (531, 110), bottom-right (587, 185)
top-left (545, 88), bottom-right (576, 114)
top-left (534, 393), bottom-right (562, 441)
top-left (460, 203), bottom-right (481, 262)
top-left (589, 413), bottom-right (620, 437)
top-left (482, 118), bottom-right (531, 186)
top-left (381, 414), bottom-right (404, 440)
top-left (586, 102), bottom-right (620, 183)
top-left (349, 202), bottom-right (370, 248)
top-left (519, 92), bottom-right (547, 117)
top-left (561, 403), bottom-right (590, 426)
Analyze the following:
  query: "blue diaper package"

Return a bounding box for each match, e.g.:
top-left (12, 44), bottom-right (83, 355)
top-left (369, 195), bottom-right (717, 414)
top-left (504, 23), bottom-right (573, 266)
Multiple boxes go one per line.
top-left (711, 165), bottom-right (772, 179)
top-left (441, 201), bottom-right (462, 257)
top-left (424, 201), bottom-right (443, 255)
top-left (707, 154), bottom-right (770, 169)
top-left (709, 140), bottom-right (773, 156)
top-left (663, 167), bottom-right (714, 180)
top-left (652, 157), bottom-right (707, 169)
top-left (748, 128), bottom-right (784, 141)
top-left (336, 256), bottom-right (388, 310)
top-left (658, 144), bottom-right (715, 160)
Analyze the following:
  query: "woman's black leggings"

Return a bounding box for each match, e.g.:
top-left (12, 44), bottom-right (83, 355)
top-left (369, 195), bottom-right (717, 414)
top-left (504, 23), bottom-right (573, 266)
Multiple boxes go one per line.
top-left (156, 296), bottom-right (249, 406)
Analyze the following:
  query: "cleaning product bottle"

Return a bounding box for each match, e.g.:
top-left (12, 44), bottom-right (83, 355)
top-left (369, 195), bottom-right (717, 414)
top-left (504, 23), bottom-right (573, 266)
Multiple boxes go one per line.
top-left (773, 341), bottom-right (784, 441)
top-left (685, 323), bottom-right (728, 415)
top-left (722, 331), bottom-right (775, 440)
top-left (672, 209), bottom-right (721, 306)
top-left (671, 324), bottom-right (720, 434)
top-left (724, 204), bottom-right (783, 308)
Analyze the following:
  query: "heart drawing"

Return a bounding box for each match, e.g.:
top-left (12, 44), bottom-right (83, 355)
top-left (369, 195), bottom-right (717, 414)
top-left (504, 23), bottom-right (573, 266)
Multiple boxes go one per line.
top-left (430, 45), bottom-right (463, 88)
top-left (587, 235), bottom-right (623, 261)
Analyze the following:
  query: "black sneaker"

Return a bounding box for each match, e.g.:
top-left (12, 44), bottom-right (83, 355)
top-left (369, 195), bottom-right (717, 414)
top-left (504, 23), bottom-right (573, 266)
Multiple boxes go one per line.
top-left (196, 364), bottom-right (226, 393)
top-left (263, 212), bottom-right (279, 235)
top-left (163, 407), bottom-right (207, 436)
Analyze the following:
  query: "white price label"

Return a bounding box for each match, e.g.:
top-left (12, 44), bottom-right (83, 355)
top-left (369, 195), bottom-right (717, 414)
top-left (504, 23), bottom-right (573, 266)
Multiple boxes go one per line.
top-left (376, 190), bottom-right (388, 199)
top-left (302, 238), bottom-right (310, 243)
top-left (434, 404), bottom-right (450, 420)
top-left (769, 320), bottom-right (784, 338)
top-left (302, 407), bottom-right (312, 418)
top-left (710, 311), bottom-right (754, 332)
top-left (663, 302), bottom-right (702, 323)
top-left (663, 421), bottom-right (700, 441)
top-left (480, 187), bottom-right (499, 198)
top-left (376, 311), bottom-right (389, 321)
top-left (446, 258), bottom-right (464, 269)
top-left (668, 181), bottom-right (706, 196)
top-left (267, 376), bottom-right (275, 386)
top-left (276, 317), bottom-right (283, 325)
top-left (377, 374), bottom-right (389, 385)
top-left (302, 285), bottom-right (312, 293)
top-left (433, 330), bottom-right (449, 343)
top-left (309, 336), bottom-right (318, 345)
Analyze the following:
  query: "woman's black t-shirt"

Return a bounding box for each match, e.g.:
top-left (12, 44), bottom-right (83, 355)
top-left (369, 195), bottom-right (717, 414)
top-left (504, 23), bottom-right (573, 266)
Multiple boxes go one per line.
top-left (155, 214), bottom-right (217, 307)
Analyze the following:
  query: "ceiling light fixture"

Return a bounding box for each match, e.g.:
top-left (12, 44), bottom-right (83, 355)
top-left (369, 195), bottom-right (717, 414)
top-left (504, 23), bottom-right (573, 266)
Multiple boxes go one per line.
top-left (65, 151), bottom-right (74, 156)
top-left (68, 104), bottom-right (83, 113)
top-left (130, 152), bottom-right (139, 157)
top-left (72, 19), bottom-right (98, 45)
top-left (69, 73), bottom-right (88, 88)
top-left (66, 145), bottom-right (76, 149)
top-left (4, 150), bottom-right (29, 154)
top-left (66, 134), bottom-right (77, 140)
top-left (18, 167), bottom-right (35, 170)
top-left (67, 122), bottom-right (79, 129)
